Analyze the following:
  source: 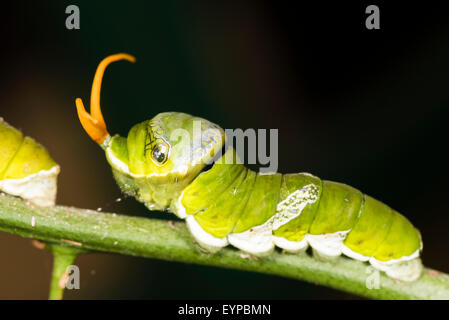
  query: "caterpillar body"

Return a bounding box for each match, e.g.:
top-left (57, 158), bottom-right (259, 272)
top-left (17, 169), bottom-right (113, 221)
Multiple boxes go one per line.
top-left (76, 54), bottom-right (423, 282)
top-left (0, 118), bottom-right (59, 207)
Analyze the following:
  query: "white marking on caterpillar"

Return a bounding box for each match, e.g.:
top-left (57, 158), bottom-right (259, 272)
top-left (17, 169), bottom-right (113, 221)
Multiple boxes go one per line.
top-left (106, 147), bottom-right (130, 174)
top-left (306, 230), bottom-right (351, 258)
top-left (369, 249), bottom-right (420, 267)
top-left (106, 146), bottom-right (189, 178)
top-left (370, 256), bottom-right (422, 282)
top-left (186, 215), bottom-right (228, 253)
top-left (227, 224), bottom-right (274, 257)
top-left (271, 184), bottom-right (319, 230)
top-left (341, 244), bottom-right (370, 262)
top-left (341, 245), bottom-right (422, 281)
top-left (272, 236), bottom-right (308, 253)
top-left (173, 190), bottom-right (188, 219)
top-left (0, 165), bottom-right (60, 207)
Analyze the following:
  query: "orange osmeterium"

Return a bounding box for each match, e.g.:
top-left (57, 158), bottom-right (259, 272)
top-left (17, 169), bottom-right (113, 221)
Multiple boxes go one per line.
top-left (75, 53), bottom-right (136, 144)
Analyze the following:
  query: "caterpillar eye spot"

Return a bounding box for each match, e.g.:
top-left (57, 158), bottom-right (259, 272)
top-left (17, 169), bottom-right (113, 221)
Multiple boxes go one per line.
top-left (152, 143), bottom-right (169, 165)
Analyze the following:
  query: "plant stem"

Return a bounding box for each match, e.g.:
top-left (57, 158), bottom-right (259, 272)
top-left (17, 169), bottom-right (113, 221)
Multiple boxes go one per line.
top-left (47, 245), bottom-right (83, 300)
top-left (0, 193), bottom-right (448, 299)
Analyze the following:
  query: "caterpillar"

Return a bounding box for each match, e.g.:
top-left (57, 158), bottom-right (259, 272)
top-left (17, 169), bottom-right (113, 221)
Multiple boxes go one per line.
top-left (0, 118), bottom-right (60, 207)
top-left (75, 53), bottom-right (423, 282)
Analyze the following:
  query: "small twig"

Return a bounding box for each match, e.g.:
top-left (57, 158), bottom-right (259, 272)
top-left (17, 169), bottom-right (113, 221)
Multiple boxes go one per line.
top-left (0, 193), bottom-right (448, 299)
top-left (47, 245), bottom-right (84, 300)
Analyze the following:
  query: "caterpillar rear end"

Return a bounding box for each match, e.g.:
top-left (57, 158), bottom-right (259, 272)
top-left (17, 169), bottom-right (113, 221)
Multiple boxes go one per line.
top-left (0, 118), bottom-right (59, 207)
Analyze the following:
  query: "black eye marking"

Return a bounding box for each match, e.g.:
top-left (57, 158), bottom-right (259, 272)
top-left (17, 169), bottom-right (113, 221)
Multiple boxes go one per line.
top-left (151, 143), bottom-right (169, 165)
top-left (144, 120), bottom-right (168, 161)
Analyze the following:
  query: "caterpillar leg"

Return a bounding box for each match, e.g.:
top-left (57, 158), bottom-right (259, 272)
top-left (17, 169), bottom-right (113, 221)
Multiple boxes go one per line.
top-left (0, 166), bottom-right (59, 207)
top-left (272, 235), bottom-right (308, 254)
top-left (227, 225), bottom-right (274, 257)
top-left (185, 215), bottom-right (228, 253)
top-left (370, 257), bottom-right (423, 282)
top-left (306, 230), bottom-right (350, 259)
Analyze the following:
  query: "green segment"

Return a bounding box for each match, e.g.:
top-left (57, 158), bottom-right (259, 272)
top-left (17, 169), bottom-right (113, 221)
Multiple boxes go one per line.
top-left (181, 148), bottom-right (245, 215)
top-left (109, 135), bottom-right (129, 165)
top-left (193, 168), bottom-right (256, 238)
top-left (309, 181), bottom-right (363, 235)
top-left (272, 173), bottom-right (322, 242)
top-left (372, 210), bottom-right (421, 261)
top-left (0, 120), bottom-right (23, 178)
top-left (232, 173), bottom-right (282, 233)
top-left (2, 134), bottom-right (57, 180)
top-left (343, 195), bottom-right (394, 257)
top-left (126, 121), bottom-right (150, 175)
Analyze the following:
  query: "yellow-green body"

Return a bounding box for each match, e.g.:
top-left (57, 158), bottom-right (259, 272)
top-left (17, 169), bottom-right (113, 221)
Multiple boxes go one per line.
top-left (100, 112), bottom-right (422, 282)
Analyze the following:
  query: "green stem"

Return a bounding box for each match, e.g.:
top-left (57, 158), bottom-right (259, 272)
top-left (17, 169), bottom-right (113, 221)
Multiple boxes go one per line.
top-left (47, 245), bottom-right (83, 300)
top-left (0, 193), bottom-right (448, 299)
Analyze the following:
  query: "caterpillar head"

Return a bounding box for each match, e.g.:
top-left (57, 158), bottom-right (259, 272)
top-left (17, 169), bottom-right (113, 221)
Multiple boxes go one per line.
top-left (76, 54), bottom-right (225, 210)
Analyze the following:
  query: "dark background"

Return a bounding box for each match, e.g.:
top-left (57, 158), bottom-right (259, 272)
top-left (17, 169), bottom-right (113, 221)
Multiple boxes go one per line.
top-left (0, 1), bottom-right (448, 299)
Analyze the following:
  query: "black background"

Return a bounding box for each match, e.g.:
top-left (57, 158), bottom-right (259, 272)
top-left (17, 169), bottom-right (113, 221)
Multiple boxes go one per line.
top-left (0, 1), bottom-right (448, 299)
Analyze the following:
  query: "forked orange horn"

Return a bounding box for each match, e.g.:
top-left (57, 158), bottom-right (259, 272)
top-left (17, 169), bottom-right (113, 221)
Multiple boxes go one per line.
top-left (76, 53), bottom-right (136, 144)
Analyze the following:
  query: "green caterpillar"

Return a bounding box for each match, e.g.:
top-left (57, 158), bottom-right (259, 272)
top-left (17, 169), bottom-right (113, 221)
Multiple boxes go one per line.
top-left (76, 54), bottom-right (423, 282)
top-left (0, 118), bottom-right (60, 207)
